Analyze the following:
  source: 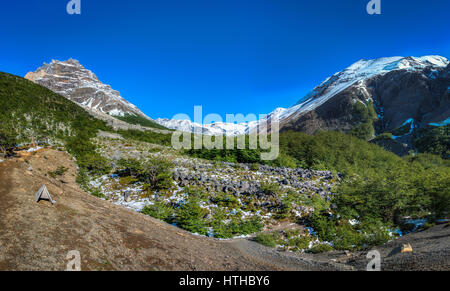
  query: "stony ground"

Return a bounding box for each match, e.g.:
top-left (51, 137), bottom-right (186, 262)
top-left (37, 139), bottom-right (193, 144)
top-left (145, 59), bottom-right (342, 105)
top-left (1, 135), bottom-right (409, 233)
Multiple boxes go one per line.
top-left (92, 136), bottom-right (337, 236)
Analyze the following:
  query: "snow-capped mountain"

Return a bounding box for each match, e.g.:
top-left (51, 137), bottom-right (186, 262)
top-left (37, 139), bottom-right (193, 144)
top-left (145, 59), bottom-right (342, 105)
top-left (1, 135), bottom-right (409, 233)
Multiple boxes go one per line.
top-left (155, 118), bottom-right (249, 135)
top-left (156, 107), bottom-right (289, 136)
top-left (156, 55), bottom-right (449, 136)
top-left (280, 56), bottom-right (449, 125)
top-left (278, 55), bottom-right (450, 135)
top-left (25, 59), bottom-right (149, 118)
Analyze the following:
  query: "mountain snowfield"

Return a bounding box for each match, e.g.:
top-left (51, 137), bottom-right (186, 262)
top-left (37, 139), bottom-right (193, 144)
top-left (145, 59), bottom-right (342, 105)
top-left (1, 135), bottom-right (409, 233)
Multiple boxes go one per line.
top-left (156, 107), bottom-right (287, 136)
top-left (25, 59), bottom-right (150, 119)
top-left (156, 55), bottom-right (449, 135)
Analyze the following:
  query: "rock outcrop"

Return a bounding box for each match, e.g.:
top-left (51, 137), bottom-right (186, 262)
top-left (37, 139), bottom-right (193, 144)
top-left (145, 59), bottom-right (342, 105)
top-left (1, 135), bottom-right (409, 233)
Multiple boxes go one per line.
top-left (25, 59), bottom-right (150, 119)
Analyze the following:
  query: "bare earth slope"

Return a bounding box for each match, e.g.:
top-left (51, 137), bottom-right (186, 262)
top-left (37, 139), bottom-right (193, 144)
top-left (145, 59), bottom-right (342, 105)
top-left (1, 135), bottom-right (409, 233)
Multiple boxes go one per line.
top-left (0, 149), bottom-right (448, 271)
top-left (0, 149), bottom-right (262, 271)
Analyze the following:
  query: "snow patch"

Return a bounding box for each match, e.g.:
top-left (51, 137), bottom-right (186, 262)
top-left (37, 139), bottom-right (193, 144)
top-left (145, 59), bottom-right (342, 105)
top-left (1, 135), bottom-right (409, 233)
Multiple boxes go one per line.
top-left (429, 117), bottom-right (450, 127)
top-left (27, 146), bottom-right (43, 152)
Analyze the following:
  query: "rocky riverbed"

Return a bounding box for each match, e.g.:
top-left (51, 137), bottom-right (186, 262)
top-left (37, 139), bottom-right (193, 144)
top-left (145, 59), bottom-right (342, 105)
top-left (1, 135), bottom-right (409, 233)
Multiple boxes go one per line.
top-left (90, 136), bottom-right (339, 239)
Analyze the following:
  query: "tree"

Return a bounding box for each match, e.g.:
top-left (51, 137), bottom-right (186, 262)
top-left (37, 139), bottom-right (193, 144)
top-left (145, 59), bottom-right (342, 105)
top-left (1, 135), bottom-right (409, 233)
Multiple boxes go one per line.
top-left (0, 127), bottom-right (17, 156)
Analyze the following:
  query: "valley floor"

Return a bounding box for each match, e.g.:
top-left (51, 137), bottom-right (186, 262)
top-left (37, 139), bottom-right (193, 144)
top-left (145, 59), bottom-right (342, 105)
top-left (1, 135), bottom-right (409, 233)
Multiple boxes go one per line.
top-left (0, 149), bottom-right (448, 271)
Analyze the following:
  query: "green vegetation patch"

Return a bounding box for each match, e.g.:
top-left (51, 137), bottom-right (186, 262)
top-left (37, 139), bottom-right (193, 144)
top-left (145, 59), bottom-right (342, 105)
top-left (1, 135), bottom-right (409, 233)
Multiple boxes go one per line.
top-left (115, 113), bottom-right (169, 130)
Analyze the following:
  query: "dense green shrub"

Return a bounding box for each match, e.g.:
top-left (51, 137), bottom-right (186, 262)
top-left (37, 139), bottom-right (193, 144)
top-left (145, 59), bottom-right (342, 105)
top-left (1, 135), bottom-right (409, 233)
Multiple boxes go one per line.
top-left (184, 186), bottom-right (209, 201)
top-left (48, 166), bottom-right (68, 178)
top-left (115, 114), bottom-right (169, 130)
top-left (210, 208), bottom-right (233, 238)
top-left (250, 163), bottom-right (260, 171)
top-left (373, 132), bottom-right (393, 141)
top-left (350, 122), bottom-right (375, 140)
top-left (0, 127), bottom-right (17, 155)
top-left (141, 201), bottom-right (174, 221)
top-left (260, 182), bottom-right (281, 197)
top-left (413, 125), bottom-right (449, 159)
top-left (349, 101), bottom-right (377, 140)
top-left (255, 232), bottom-right (283, 248)
top-left (118, 129), bottom-right (172, 146)
top-left (229, 216), bottom-right (263, 235)
top-left (211, 192), bottom-right (239, 208)
top-left (309, 244), bottom-right (333, 254)
top-left (287, 235), bottom-right (311, 250)
top-left (175, 199), bottom-right (209, 235)
top-left (117, 157), bottom-right (174, 191)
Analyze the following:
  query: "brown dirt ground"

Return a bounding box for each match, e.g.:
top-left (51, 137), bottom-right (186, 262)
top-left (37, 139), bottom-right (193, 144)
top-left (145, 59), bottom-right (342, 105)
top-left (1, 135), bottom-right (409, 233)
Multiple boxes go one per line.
top-left (0, 148), bottom-right (448, 271)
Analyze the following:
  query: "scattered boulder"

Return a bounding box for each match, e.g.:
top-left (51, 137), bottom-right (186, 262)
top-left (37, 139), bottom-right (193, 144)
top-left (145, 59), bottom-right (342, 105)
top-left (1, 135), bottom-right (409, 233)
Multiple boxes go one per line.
top-left (401, 243), bottom-right (413, 253)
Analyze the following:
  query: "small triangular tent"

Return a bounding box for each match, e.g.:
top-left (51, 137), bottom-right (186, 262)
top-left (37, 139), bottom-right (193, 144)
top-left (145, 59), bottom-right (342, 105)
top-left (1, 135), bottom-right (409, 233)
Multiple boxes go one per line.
top-left (35, 185), bottom-right (56, 204)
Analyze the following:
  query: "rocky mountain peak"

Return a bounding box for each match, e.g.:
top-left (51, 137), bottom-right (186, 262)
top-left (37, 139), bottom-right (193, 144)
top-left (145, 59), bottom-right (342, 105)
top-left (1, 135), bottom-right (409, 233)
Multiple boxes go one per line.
top-left (25, 59), bottom-right (150, 119)
top-left (279, 55), bottom-right (450, 144)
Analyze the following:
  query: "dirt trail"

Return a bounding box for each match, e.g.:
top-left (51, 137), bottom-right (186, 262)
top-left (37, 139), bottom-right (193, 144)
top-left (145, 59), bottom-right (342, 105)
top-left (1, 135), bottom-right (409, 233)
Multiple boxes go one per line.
top-left (0, 149), bottom-right (448, 271)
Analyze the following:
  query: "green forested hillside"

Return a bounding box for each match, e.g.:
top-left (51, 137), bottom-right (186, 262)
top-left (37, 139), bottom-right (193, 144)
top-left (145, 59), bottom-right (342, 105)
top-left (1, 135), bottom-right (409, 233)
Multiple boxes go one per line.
top-left (413, 125), bottom-right (450, 159)
top-left (0, 72), bottom-right (107, 145)
top-left (0, 72), bottom-right (112, 175)
top-left (115, 113), bottom-right (169, 130)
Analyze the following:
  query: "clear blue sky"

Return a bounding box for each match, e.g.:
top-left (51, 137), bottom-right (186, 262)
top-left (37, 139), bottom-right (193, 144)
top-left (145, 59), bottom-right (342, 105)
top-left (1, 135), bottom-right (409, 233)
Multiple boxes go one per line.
top-left (1, 0), bottom-right (449, 119)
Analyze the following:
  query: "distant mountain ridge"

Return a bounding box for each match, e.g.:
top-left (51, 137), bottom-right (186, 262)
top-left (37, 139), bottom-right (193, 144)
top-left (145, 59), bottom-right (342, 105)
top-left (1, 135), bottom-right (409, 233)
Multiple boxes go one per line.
top-left (156, 55), bottom-right (450, 139)
top-left (24, 56), bottom-right (450, 143)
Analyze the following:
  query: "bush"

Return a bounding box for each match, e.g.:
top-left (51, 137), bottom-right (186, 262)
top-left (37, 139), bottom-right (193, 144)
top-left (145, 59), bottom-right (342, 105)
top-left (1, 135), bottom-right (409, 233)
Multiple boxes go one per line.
top-left (350, 122), bottom-right (375, 140)
top-left (211, 208), bottom-right (233, 238)
top-left (141, 201), bottom-right (173, 221)
top-left (308, 212), bottom-right (336, 242)
top-left (118, 129), bottom-right (172, 146)
top-left (175, 199), bottom-right (208, 235)
top-left (184, 186), bottom-right (209, 201)
top-left (271, 152), bottom-right (298, 168)
top-left (77, 152), bottom-right (112, 176)
top-left (260, 182), bottom-right (281, 197)
top-left (48, 166), bottom-right (68, 178)
top-left (90, 189), bottom-right (106, 199)
top-left (413, 125), bottom-right (449, 159)
top-left (117, 157), bottom-right (174, 192)
top-left (211, 192), bottom-right (239, 208)
top-left (373, 132), bottom-right (393, 141)
top-left (332, 223), bottom-right (364, 250)
top-left (309, 244), bottom-right (333, 254)
top-left (255, 232), bottom-right (282, 248)
top-left (250, 163), bottom-right (259, 171)
top-left (287, 235), bottom-right (311, 250)
top-left (360, 220), bottom-right (391, 247)
top-left (0, 127), bottom-right (17, 155)
top-left (231, 216), bottom-right (263, 235)
top-left (115, 114), bottom-right (169, 130)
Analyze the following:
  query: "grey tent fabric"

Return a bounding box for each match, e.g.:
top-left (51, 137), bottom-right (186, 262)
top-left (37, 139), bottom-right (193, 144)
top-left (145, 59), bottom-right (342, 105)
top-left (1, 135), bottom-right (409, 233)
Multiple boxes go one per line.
top-left (35, 185), bottom-right (56, 204)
